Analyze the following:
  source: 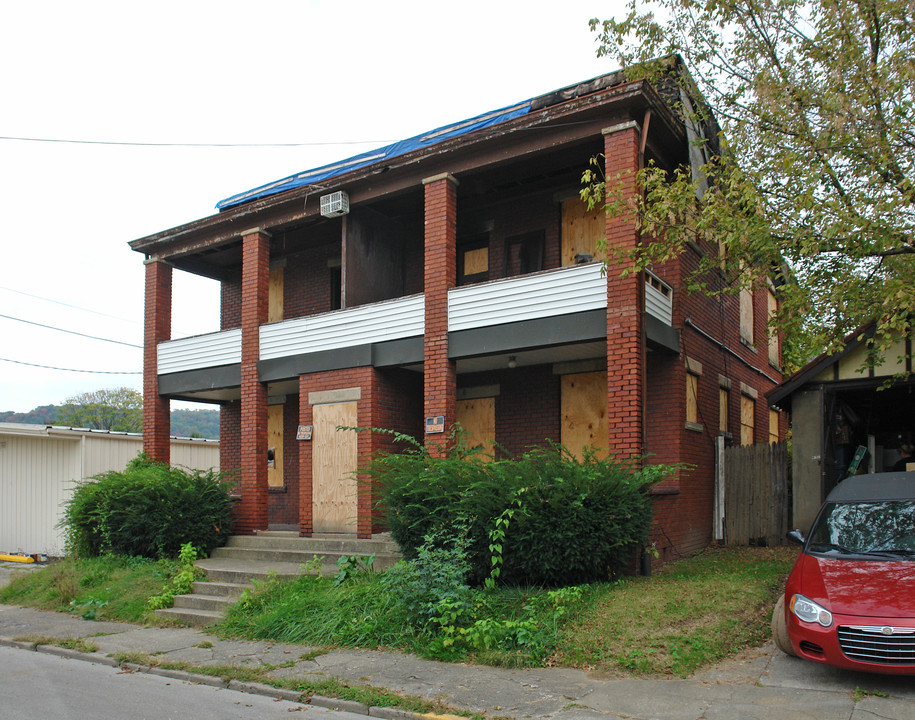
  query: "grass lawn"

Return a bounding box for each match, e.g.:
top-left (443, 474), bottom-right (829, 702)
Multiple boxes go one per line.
top-left (0, 545), bottom-right (796, 676)
top-left (0, 554), bottom-right (182, 624)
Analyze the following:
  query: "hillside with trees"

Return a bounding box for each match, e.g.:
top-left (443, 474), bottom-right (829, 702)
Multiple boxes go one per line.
top-left (1, 400), bottom-right (219, 439)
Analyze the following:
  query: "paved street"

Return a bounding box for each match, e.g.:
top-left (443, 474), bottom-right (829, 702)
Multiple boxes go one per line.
top-left (0, 644), bottom-right (367, 720)
top-left (2, 595), bottom-right (915, 720)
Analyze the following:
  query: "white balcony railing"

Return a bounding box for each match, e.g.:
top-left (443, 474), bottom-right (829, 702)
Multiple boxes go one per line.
top-left (158, 328), bottom-right (241, 375)
top-left (448, 262), bottom-right (607, 332)
top-left (156, 265), bottom-right (673, 377)
top-left (645, 272), bottom-right (673, 325)
top-left (259, 294), bottom-right (424, 360)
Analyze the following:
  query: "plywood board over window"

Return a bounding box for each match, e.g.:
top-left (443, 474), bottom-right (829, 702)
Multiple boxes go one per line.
top-left (267, 404), bottom-right (284, 488)
top-left (561, 198), bottom-right (605, 266)
top-left (561, 371), bottom-right (608, 460)
top-left (456, 397), bottom-right (495, 460)
top-left (312, 401), bottom-right (358, 533)
top-left (741, 395), bottom-right (756, 446)
top-left (268, 266), bottom-right (284, 323)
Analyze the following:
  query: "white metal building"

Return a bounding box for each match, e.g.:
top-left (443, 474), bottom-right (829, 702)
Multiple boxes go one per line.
top-left (0, 423), bottom-right (219, 556)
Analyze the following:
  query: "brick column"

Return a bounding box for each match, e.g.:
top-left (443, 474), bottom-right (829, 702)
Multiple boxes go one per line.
top-left (143, 259), bottom-right (171, 463)
top-left (422, 173), bottom-right (458, 457)
top-left (236, 228), bottom-right (270, 534)
top-left (603, 122), bottom-right (645, 460)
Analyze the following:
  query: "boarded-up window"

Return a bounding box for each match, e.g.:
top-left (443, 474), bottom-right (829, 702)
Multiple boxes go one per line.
top-left (719, 387), bottom-right (729, 435)
top-left (560, 371), bottom-right (608, 460)
top-left (456, 397), bottom-right (496, 460)
top-left (561, 198), bottom-right (604, 266)
top-left (458, 233), bottom-right (489, 284)
top-left (741, 394), bottom-right (755, 446)
top-left (740, 286), bottom-right (754, 345)
top-left (686, 373), bottom-right (699, 425)
top-left (767, 289), bottom-right (779, 367)
top-left (268, 266), bottom-right (284, 323)
top-left (769, 408), bottom-right (780, 444)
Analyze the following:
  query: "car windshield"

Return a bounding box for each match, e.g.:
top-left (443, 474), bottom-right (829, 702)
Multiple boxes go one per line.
top-left (807, 500), bottom-right (915, 558)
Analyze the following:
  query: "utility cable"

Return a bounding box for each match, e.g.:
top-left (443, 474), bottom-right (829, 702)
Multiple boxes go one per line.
top-left (0, 357), bottom-right (140, 374)
top-left (0, 285), bottom-right (140, 325)
top-left (0, 135), bottom-right (391, 148)
top-left (0, 313), bottom-right (142, 348)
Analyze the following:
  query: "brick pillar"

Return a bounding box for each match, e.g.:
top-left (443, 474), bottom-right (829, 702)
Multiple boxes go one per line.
top-left (143, 259), bottom-right (171, 463)
top-left (236, 228), bottom-right (270, 534)
top-left (422, 173), bottom-right (458, 457)
top-left (603, 122), bottom-right (645, 460)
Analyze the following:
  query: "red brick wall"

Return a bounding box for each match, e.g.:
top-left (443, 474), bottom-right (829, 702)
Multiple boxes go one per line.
top-left (423, 174), bottom-right (458, 456)
top-left (221, 271), bottom-right (241, 330)
top-left (236, 229), bottom-right (270, 534)
top-left (143, 260), bottom-right (172, 463)
top-left (458, 366), bottom-right (561, 458)
top-left (603, 124), bottom-right (645, 459)
top-left (639, 224), bottom-right (785, 560)
top-left (283, 244), bottom-right (339, 319)
top-left (457, 189), bottom-right (562, 283)
top-left (221, 400), bottom-right (242, 532)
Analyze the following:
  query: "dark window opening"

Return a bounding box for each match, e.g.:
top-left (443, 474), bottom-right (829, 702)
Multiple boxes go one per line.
top-left (330, 266), bottom-right (342, 310)
top-left (504, 230), bottom-right (544, 277)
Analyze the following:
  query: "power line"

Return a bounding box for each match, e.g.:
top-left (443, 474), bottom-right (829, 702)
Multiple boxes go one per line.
top-left (0, 313), bottom-right (142, 348)
top-left (0, 285), bottom-right (140, 325)
top-left (0, 135), bottom-right (391, 148)
top-left (0, 357), bottom-right (140, 374)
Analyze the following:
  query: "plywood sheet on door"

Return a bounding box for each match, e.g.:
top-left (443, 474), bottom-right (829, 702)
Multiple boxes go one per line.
top-left (456, 397), bottom-right (495, 461)
top-left (267, 404), bottom-right (284, 488)
top-left (561, 372), bottom-right (608, 460)
top-left (312, 401), bottom-right (358, 533)
top-left (561, 198), bottom-right (605, 266)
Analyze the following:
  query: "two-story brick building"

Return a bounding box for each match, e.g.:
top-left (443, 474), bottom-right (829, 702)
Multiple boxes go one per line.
top-left (130, 64), bottom-right (784, 562)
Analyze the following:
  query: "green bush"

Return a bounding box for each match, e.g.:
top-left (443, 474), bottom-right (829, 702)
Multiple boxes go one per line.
top-left (362, 431), bottom-right (672, 587)
top-left (61, 453), bottom-right (234, 558)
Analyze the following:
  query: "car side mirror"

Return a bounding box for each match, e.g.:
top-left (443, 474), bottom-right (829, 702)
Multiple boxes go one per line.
top-left (787, 529), bottom-right (805, 546)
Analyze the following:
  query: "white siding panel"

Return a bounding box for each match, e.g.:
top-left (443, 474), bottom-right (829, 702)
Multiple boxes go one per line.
top-left (645, 282), bottom-right (673, 325)
top-left (448, 264), bottom-right (606, 332)
top-left (0, 435), bottom-right (80, 556)
top-left (0, 428), bottom-right (219, 557)
top-left (171, 441), bottom-right (220, 471)
top-left (260, 295), bottom-right (424, 360)
top-left (158, 329), bottom-right (241, 375)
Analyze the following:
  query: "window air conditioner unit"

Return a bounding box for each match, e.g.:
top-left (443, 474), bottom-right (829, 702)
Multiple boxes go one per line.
top-left (320, 191), bottom-right (350, 217)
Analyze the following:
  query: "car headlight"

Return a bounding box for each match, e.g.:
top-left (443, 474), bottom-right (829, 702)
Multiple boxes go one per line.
top-left (790, 594), bottom-right (833, 627)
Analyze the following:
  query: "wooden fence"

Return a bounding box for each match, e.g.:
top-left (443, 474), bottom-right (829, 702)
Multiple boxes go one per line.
top-left (716, 439), bottom-right (789, 546)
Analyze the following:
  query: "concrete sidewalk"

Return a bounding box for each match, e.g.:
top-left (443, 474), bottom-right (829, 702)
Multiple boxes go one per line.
top-left (1, 601), bottom-right (914, 720)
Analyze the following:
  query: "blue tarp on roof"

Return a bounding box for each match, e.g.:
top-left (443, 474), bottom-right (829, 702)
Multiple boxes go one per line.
top-left (216, 99), bottom-right (534, 210)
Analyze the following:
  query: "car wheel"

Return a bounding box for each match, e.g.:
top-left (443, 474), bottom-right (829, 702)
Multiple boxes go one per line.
top-left (771, 594), bottom-right (797, 657)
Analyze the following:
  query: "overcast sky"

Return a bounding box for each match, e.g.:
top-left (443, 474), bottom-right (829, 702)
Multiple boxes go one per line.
top-left (0, 0), bottom-right (623, 414)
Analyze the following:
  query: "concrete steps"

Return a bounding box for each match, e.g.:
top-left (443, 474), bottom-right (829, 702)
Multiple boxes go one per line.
top-left (155, 532), bottom-right (401, 628)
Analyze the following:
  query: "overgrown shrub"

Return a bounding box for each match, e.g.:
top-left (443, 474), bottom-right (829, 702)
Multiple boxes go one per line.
top-left (61, 453), bottom-right (234, 558)
top-left (361, 430), bottom-right (673, 586)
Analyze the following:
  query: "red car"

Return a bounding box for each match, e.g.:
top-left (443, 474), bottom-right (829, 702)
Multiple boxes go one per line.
top-left (772, 472), bottom-right (915, 675)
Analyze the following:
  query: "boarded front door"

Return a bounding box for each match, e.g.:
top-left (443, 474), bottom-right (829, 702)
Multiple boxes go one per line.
top-left (456, 397), bottom-right (495, 460)
top-left (560, 372), bottom-right (608, 460)
top-left (312, 401), bottom-right (358, 533)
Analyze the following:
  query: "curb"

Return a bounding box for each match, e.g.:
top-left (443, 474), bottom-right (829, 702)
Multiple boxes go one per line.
top-left (0, 637), bottom-right (439, 719)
